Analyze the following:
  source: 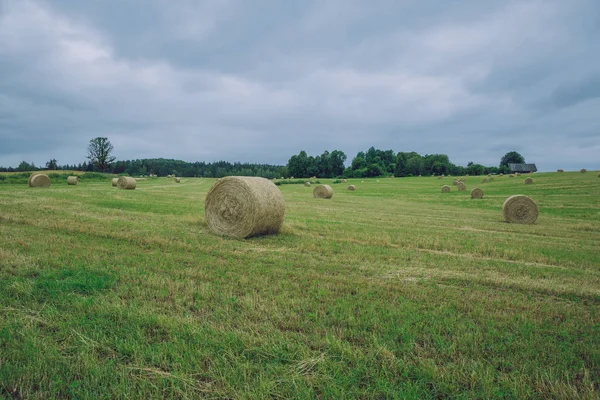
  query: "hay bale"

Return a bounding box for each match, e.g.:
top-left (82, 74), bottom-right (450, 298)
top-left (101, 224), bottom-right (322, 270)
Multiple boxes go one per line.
top-left (524, 177), bottom-right (533, 184)
top-left (111, 178), bottom-right (118, 187)
top-left (471, 188), bottom-right (484, 199)
top-left (438, 176), bottom-right (443, 179)
top-left (342, 179), bottom-right (347, 183)
top-left (502, 195), bottom-right (538, 224)
top-left (347, 185), bottom-right (356, 191)
top-left (304, 182), bottom-right (311, 187)
top-left (482, 178), bottom-right (488, 183)
top-left (557, 169), bottom-right (564, 172)
top-left (509, 174), bottom-right (515, 178)
top-left (441, 185), bottom-right (450, 193)
top-left (174, 177), bottom-right (181, 183)
top-left (418, 175), bottom-right (421, 177)
top-left (453, 179), bottom-right (458, 186)
top-left (516, 173), bottom-right (521, 177)
top-left (117, 176), bottom-right (136, 190)
top-left (457, 182), bottom-right (466, 191)
top-left (581, 169), bottom-right (587, 173)
top-left (66, 176), bottom-right (79, 185)
top-left (313, 184), bottom-right (333, 199)
top-left (30, 174), bottom-right (51, 188)
top-left (28, 173), bottom-right (39, 186)
top-left (597, 172), bottom-right (600, 177)
top-left (205, 176), bottom-right (285, 238)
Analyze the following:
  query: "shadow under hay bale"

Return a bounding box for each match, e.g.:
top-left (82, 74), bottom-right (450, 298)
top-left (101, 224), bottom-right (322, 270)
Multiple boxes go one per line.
top-left (503, 195), bottom-right (538, 224)
top-left (471, 188), bottom-right (484, 199)
top-left (117, 176), bottom-right (136, 190)
top-left (441, 185), bottom-right (450, 193)
top-left (205, 176), bottom-right (285, 238)
top-left (30, 174), bottom-right (51, 188)
top-left (67, 176), bottom-right (79, 185)
top-left (313, 184), bottom-right (333, 199)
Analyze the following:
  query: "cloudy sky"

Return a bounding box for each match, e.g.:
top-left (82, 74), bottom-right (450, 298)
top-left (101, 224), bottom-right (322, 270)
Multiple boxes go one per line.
top-left (1, 0), bottom-right (599, 171)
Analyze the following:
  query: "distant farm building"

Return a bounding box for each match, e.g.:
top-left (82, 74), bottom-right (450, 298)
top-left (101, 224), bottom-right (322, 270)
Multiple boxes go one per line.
top-left (508, 163), bottom-right (537, 173)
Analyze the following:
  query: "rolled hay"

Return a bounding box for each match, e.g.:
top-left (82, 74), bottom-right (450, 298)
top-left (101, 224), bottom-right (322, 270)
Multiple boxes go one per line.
top-left (557, 169), bottom-right (564, 173)
top-left (30, 174), bottom-right (51, 188)
top-left (304, 181), bottom-right (311, 187)
top-left (313, 184), bottom-right (333, 199)
top-left (117, 176), bottom-right (136, 190)
top-left (509, 174), bottom-right (515, 178)
top-left (441, 185), bottom-right (450, 193)
top-left (524, 177), bottom-right (533, 185)
top-left (499, 173), bottom-right (504, 176)
top-left (471, 188), bottom-right (484, 199)
top-left (204, 176), bottom-right (285, 238)
top-left (438, 176), bottom-right (443, 179)
top-left (452, 179), bottom-right (458, 186)
top-left (174, 177), bottom-right (181, 183)
top-left (581, 169), bottom-right (587, 173)
top-left (28, 173), bottom-right (39, 186)
top-left (516, 173), bottom-right (521, 177)
top-left (457, 182), bottom-right (466, 191)
top-left (111, 178), bottom-right (118, 187)
top-left (66, 176), bottom-right (79, 185)
top-left (342, 179), bottom-right (347, 183)
top-left (502, 195), bottom-right (538, 224)
top-left (597, 172), bottom-right (600, 178)
top-left (482, 178), bottom-right (488, 183)
top-left (347, 185), bottom-right (356, 191)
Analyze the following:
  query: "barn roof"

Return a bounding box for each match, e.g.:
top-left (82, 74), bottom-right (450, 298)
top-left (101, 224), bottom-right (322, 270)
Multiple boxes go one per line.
top-left (508, 163), bottom-right (537, 172)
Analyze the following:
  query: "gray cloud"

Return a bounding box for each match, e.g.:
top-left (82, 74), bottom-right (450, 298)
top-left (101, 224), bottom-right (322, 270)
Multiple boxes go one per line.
top-left (0, 0), bottom-right (599, 170)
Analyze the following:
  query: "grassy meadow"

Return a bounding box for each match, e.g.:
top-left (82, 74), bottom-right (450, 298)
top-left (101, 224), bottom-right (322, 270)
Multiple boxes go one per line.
top-left (0, 172), bottom-right (599, 399)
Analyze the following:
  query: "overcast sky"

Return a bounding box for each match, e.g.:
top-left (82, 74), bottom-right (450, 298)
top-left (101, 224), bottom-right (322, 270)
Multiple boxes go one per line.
top-left (1, 0), bottom-right (599, 171)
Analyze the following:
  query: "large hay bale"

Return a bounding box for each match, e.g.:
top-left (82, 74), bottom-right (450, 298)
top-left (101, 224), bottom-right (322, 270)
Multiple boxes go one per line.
top-left (457, 182), bottom-right (466, 191)
top-left (174, 177), bottom-right (181, 183)
top-left (557, 169), bottom-right (564, 172)
top-left (111, 178), bottom-right (118, 187)
top-left (342, 179), bottom-right (347, 183)
top-left (347, 185), bottom-right (356, 191)
top-left (502, 195), bottom-right (538, 224)
top-left (471, 188), bottom-right (484, 199)
top-left (581, 168), bottom-right (587, 173)
top-left (313, 184), bottom-right (333, 199)
top-left (66, 176), bottom-right (79, 185)
top-left (482, 178), bottom-right (488, 183)
top-left (30, 174), bottom-right (51, 188)
top-left (524, 177), bottom-right (533, 185)
top-left (304, 181), bottom-right (311, 187)
top-left (117, 176), bottom-right (136, 190)
top-left (28, 173), bottom-right (39, 186)
top-left (441, 185), bottom-right (450, 193)
top-left (204, 176), bottom-right (285, 238)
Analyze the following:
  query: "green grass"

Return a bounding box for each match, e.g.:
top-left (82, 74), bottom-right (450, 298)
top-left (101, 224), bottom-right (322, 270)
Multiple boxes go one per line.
top-left (0, 172), bottom-right (599, 399)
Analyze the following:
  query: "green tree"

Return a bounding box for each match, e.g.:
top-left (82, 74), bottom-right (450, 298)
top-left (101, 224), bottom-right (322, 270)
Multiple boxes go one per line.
top-left (46, 159), bottom-right (58, 170)
top-left (87, 137), bottom-right (116, 172)
top-left (500, 151), bottom-right (525, 168)
top-left (17, 161), bottom-right (35, 172)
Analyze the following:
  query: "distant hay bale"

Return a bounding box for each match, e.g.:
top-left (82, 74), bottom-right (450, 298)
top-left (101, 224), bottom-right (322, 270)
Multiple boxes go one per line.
top-left (29, 174), bottom-right (51, 188)
top-left (111, 178), bottom-right (118, 187)
top-left (438, 176), bottom-right (443, 179)
top-left (471, 188), bottom-right (484, 199)
top-left (347, 185), bottom-right (356, 191)
top-left (313, 184), bottom-right (333, 199)
top-left (304, 181), bottom-right (311, 187)
top-left (311, 176), bottom-right (317, 179)
top-left (509, 174), bottom-right (515, 178)
top-left (66, 176), bottom-right (79, 185)
top-left (482, 178), bottom-right (488, 183)
top-left (516, 173), bottom-right (521, 176)
top-left (205, 176), bottom-right (285, 238)
top-left (502, 195), bottom-right (538, 224)
top-left (174, 177), bottom-right (181, 183)
top-left (441, 185), bottom-right (450, 193)
top-left (457, 182), bottom-right (466, 191)
top-left (453, 179), bottom-right (458, 186)
top-left (581, 169), bottom-right (587, 173)
top-left (117, 176), bottom-right (136, 190)
top-left (557, 169), bottom-right (564, 172)
top-left (524, 177), bottom-right (533, 184)
top-left (342, 179), bottom-right (347, 183)
top-left (499, 173), bottom-right (504, 176)
top-left (418, 175), bottom-right (421, 177)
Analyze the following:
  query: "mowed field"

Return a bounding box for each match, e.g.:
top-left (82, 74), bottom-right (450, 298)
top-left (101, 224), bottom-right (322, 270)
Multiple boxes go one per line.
top-left (0, 172), bottom-right (599, 399)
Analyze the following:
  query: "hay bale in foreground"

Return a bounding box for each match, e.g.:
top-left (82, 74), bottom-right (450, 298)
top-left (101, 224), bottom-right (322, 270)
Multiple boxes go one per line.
top-left (581, 169), bottom-right (587, 173)
top-left (524, 177), bottom-right (533, 184)
top-left (347, 185), bottom-right (356, 191)
top-left (67, 176), bottom-right (79, 185)
top-left (205, 176), bottom-right (285, 238)
top-left (471, 188), bottom-right (484, 199)
top-left (313, 184), bottom-right (333, 199)
top-left (502, 195), bottom-right (538, 224)
top-left (111, 178), bottom-right (118, 187)
top-left (117, 176), bottom-right (136, 190)
top-left (457, 182), bottom-right (466, 191)
top-left (30, 174), bottom-right (51, 188)
top-left (304, 182), bottom-right (311, 187)
top-left (441, 185), bottom-right (450, 193)
top-left (28, 173), bottom-right (39, 186)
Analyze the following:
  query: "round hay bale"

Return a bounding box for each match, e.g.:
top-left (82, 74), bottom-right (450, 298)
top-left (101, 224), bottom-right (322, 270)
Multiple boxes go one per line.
top-left (174, 177), bottom-right (181, 183)
top-left (205, 176), bottom-right (285, 238)
top-left (452, 179), bottom-right (458, 186)
top-left (117, 176), bottom-right (136, 190)
top-left (524, 177), bottom-right (533, 185)
top-left (111, 178), bottom-right (118, 187)
top-left (313, 184), bottom-right (333, 199)
top-left (509, 174), bottom-right (515, 178)
top-left (304, 181), bottom-right (311, 187)
top-left (502, 195), bottom-right (538, 224)
top-left (342, 179), bottom-right (347, 183)
top-left (66, 176), bottom-right (79, 185)
top-left (581, 168), bottom-right (587, 173)
top-left (438, 176), bottom-right (443, 179)
top-left (516, 173), bottom-right (521, 177)
top-left (482, 178), bottom-right (488, 183)
top-left (557, 169), bottom-right (564, 172)
top-left (441, 185), bottom-right (450, 193)
top-left (347, 185), bottom-right (356, 191)
top-left (457, 182), bottom-right (466, 191)
top-left (471, 188), bottom-right (484, 199)
top-left (28, 173), bottom-right (39, 186)
top-left (30, 174), bottom-right (51, 188)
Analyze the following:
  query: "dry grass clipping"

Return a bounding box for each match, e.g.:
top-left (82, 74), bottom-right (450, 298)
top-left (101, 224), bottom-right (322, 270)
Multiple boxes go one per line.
top-left (347, 185), bottom-right (356, 191)
top-left (304, 182), bottom-right (311, 187)
top-left (117, 176), bottom-right (137, 190)
top-left (441, 185), bottom-right (450, 193)
top-left (581, 169), bottom-right (587, 173)
top-left (457, 182), bottom-right (466, 191)
top-left (67, 176), bottom-right (79, 185)
top-left (313, 184), bottom-right (333, 199)
top-left (204, 176), bottom-right (285, 238)
top-left (502, 195), bottom-right (539, 224)
top-left (471, 188), bottom-right (484, 199)
top-left (524, 177), bottom-right (533, 185)
top-left (29, 174), bottom-right (51, 188)
top-left (111, 178), bottom-right (118, 187)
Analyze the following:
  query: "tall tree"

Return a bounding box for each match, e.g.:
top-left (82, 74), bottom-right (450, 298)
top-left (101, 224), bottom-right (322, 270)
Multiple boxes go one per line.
top-left (46, 159), bottom-right (58, 170)
top-left (87, 137), bottom-right (116, 172)
top-left (500, 151), bottom-right (525, 168)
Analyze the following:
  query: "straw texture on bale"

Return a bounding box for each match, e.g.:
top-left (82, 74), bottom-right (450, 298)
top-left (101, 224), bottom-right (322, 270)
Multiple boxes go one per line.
top-left (313, 184), bottom-right (333, 199)
top-left (581, 169), bottom-right (587, 173)
top-left (30, 174), bottom-right (51, 188)
top-left (304, 182), bottom-right (311, 187)
top-left (174, 177), bottom-right (181, 183)
top-left (509, 174), bottom-right (515, 178)
top-left (471, 188), bottom-right (484, 199)
top-left (66, 176), bottom-right (79, 185)
top-left (482, 178), bottom-right (488, 183)
top-left (111, 178), bottom-right (118, 187)
top-left (502, 195), bottom-right (538, 224)
top-left (441, 185), bottom-right (450, 193)
top-left (342, 179), bottom-right (347, 183)
top-left (457, 182), bottom-right (466, 191)
top-left (524, 177), bottom-right (533, 185)
top-left (557, 169), bottom-right (564, 172)
top-left (347, 185), bottom-right (356, 191)
top-left (28, 173), bottom-right (38, 186)
top-left (204, 176), bottom-right (285, 238)
top-left (117, 176), bottom-right (136, 190)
